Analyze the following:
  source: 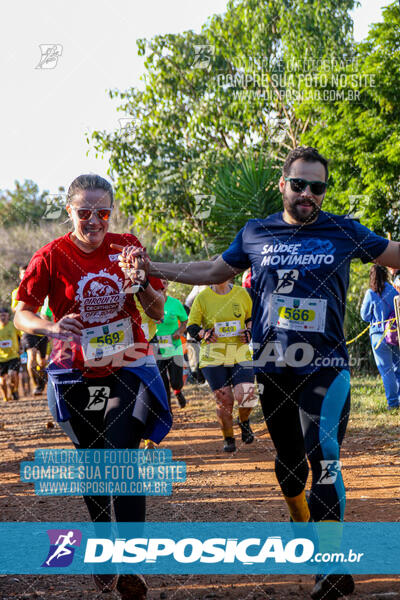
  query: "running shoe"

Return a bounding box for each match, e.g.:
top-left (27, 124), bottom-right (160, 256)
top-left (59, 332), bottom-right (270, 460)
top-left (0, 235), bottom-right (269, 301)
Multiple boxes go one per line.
top-left (11, 391), bottom-right (19, 401)
top-left (92, 573), bottom-right (119, 592)
top-left (237, 418), bottom-right (254, 444)
top-left (311, 573), bottom-right (355, 599)
top-left (223, 437), bottom-right (236, 452)
top-left (117, 573), bottom-right (148, 599)
top-left (175, 391), bottom-right (186, 408)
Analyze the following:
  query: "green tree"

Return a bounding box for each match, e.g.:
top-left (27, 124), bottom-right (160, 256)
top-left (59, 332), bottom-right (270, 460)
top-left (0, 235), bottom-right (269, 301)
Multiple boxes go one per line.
top-left (209, 151), bottom-right (281, 253)
top-left (90, 0), bottom-right (357, 253)
top-left (0, 181), bottom-right (65, 228)
top-left (299, 1), bottom-right (400, 237)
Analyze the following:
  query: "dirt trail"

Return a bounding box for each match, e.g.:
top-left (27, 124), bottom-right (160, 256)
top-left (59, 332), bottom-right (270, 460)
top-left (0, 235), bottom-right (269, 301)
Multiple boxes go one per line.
top-left (1, 384), bottom-right (400, 599)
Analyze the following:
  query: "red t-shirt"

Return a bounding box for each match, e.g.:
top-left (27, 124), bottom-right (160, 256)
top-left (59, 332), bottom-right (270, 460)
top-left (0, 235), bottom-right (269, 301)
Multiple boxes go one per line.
top-left (17, 232), bottom-right (163, 377)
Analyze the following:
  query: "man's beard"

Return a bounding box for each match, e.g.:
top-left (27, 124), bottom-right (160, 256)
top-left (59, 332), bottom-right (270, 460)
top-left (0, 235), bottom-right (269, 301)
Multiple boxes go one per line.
top-left (283, 193), bottom-right (322, 224)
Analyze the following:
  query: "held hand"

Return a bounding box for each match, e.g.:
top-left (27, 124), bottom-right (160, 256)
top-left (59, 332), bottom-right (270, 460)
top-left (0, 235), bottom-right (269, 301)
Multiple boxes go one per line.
top-left (172, 330), bottom-right (181, 340)
top-left (203, 328), bottom-right (217, 343)
top-left (47, 313), bottom-right (83, 343)
top-left (111, 244), bottom-right (150, 285)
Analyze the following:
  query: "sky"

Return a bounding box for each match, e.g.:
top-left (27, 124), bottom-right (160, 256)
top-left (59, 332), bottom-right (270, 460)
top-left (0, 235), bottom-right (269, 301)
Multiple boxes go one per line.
top-left (0, 0), bottom-right (392, 195)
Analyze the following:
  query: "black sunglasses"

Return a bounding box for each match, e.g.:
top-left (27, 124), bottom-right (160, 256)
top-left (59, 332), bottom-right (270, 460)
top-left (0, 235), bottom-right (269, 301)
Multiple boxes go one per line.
top-left (284, 177), bottom-right (328, 195)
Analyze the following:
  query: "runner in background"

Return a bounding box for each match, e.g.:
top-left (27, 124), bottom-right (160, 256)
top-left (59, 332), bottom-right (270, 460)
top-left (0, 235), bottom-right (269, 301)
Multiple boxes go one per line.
top-left (19, 351), bottom-right (30, 397)
top-left (184, 285), bottom-right (206, 384)
top-left (0, 307), bottom-right (20, 401)
top-left (389, 267), bottom-right (400, 293)
top-left (184, 284), bottom-right (207, 311)
top-left (360, 265), bottom-right (400, 409)
top-left (156, 281), bottom-right (188, 409)
top-left (241, 268), bottom-right (252, 296)
top-left (187, 279), bottom-right (256, 452)
top-left (180, 332), bottom-right (190, 388)
top-left (137, 302), bottom-right (163, 450)
top-left (11, 265), bottom-right (27, 397)
top-left (11, 265), bottom-right (27, 311)
top-left (11, 266), bottom-right (51, 396)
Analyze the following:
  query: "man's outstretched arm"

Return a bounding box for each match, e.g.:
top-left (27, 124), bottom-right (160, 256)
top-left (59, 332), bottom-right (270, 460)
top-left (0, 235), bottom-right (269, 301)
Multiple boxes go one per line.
top-left (149, 255), bottom-right (244, 284)
top-left (374, 241), bottom-right (400, 268)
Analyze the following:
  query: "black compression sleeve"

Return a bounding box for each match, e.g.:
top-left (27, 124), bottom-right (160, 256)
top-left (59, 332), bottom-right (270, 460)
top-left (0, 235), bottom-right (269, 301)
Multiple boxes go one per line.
top-left (187, 324), bottom-right (202, 341)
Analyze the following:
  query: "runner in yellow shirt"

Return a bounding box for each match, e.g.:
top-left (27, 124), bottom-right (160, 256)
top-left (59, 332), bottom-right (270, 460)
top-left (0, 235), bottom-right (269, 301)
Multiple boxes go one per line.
top-left (187, 279), bottom-right (257, 452)
top-left (0, 307), bottom-right (20, 401)
top-left (11, 265), bottom-right (51, 395)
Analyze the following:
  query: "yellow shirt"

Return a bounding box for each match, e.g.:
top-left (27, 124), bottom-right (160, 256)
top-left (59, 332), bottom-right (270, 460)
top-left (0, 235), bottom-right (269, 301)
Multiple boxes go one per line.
top-left (11, 287), bottom-right (18, 311)
top-left (188, 285), bottom-right (252, 367)
top-left (0, 321), bottom-right (19, 362)
top-left (137, 304), bottom-right (157, 342)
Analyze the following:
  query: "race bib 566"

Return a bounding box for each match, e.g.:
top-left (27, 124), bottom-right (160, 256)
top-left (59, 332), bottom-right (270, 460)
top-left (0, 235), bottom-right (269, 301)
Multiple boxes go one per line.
top-left (269, 295), bottom-right (327, 333)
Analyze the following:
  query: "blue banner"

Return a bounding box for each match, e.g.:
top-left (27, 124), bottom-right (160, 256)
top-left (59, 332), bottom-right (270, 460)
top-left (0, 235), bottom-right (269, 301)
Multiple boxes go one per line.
top-left (0, 522), bottom-right (399, 574)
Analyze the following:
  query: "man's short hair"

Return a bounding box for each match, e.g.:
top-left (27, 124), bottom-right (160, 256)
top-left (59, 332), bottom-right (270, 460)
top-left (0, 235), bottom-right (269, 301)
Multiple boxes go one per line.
top-left (283, 146), bottom-right (329, 181)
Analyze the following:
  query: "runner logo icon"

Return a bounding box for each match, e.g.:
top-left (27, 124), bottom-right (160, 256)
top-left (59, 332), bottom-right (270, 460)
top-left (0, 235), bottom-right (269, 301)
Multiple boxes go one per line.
top-left (317, 460), bottom-right (342, 484)
top-left (35, 44), bottom-right (63, 69)
top-left (192, 45), bottom-right (215, 69)
top-left (42, 529), bottom-right (82, 567)
top-left (274, 270), bottom-right (299, 294)
top-left (85, 386), bottom-right (110, 411)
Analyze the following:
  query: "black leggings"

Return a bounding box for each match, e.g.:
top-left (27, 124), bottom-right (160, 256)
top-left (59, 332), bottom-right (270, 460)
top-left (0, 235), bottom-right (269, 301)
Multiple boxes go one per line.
top-left (257, 369), bottom-right (350, 522)
top-left (157, 356), bottom-right (183, 406)
top-left (54, 369), bottom-right (146, 523)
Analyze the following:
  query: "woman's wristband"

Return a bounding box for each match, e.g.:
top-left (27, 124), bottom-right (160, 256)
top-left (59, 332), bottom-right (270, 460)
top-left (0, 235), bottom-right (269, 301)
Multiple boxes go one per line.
top-left (138, 279), bottom-right (150, 292)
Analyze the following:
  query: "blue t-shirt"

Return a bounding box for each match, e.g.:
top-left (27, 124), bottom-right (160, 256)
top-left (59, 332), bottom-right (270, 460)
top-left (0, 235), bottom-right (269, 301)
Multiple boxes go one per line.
top-left (222, 211), bottom-right (389, 374)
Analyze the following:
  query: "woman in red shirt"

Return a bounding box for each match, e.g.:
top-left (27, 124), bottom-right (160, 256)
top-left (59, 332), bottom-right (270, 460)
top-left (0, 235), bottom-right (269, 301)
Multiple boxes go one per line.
top-left (14, 174), bottom-right (170, 599)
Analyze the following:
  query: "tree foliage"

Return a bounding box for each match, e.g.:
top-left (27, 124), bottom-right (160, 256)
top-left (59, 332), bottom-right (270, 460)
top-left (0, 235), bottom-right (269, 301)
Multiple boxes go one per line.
top-left (209, 151), bottom-right (281, 253)
top-left (0, 181), bottom-right (49, 228)
top-left (90, 0), bottom-right (357, 253)
top-left (299, 1), bottom-right (400, 237)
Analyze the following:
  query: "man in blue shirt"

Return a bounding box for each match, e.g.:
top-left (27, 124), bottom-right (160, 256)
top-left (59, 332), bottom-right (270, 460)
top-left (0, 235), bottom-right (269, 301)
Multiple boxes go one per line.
top-left (126, 146), bottom-right (400, 600)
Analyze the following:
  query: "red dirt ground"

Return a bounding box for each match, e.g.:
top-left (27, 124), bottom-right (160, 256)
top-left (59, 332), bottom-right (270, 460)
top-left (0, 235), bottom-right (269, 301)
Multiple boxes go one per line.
top-left (1, 383), bottom-right (400, 599)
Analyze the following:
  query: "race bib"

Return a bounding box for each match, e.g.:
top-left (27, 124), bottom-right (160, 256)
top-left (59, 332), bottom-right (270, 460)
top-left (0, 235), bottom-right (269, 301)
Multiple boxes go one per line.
top-left (0, 340), bottom-right (12, 348)
top-left (269, 295), bottom-right (327, 333)
top-left (141, 322), bottom-right (150, 340)
top-left (214, 320), bottom-right (241, 338)
top-left (158, 335), bottom-right (173, 347)
top-left (81, 318), bottom-right (134, 360)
